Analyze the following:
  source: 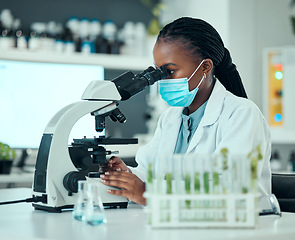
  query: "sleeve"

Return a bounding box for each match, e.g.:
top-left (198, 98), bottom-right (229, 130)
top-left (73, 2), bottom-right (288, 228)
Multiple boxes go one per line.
top-left (215, 103), bottom-right (272, 208)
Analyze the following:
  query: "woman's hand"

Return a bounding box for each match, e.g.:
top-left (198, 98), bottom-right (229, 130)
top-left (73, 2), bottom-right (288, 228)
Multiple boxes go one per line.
top-left (108, 156), bottom-right (131, 173)
top-left (100, 171), bottom-right (146, 205)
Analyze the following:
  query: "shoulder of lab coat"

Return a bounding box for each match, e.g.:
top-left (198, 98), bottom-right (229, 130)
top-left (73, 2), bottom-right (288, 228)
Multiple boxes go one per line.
top-left (131, 79), bottom-right (271, 203)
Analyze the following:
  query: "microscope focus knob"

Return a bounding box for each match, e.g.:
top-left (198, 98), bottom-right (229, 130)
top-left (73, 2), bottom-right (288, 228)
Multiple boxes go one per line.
top-left (63, 171), bottom-right (86, 195)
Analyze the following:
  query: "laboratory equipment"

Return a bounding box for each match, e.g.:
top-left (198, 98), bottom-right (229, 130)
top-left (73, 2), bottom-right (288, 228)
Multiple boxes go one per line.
top-left (31, 65), bottom-right (168, 212)
top-left (264, 49), bottom-right (284, 127)
top-left (263, 46), bottom-right (295, 143)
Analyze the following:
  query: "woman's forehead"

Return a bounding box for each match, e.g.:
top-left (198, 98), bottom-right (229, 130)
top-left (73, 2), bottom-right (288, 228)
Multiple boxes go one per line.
top-left (153, 40), bottom-right (195, 67)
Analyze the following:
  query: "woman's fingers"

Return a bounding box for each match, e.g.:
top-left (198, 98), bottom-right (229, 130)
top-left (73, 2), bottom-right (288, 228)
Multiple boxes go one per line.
top-left (100, 171), bottom-right (146, 205)
top-left (107, 188), bottom-right (130, 199)
top-left (108, 156), bottom-right (120, 168)
top-left (109, 156), bottom-right (121, 165)
top-left (108, 156), bottom-right (130, 172)
top-left (100, 171), bottom-right (131, 188)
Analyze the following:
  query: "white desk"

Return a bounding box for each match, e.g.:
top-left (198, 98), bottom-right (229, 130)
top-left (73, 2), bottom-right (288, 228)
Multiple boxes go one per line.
top-left (0, 188), bottom-right (294, 240)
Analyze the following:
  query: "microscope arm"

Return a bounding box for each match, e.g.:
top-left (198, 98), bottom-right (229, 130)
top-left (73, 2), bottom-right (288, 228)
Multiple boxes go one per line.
top-left (33, 101), bottom-right (117, 207)
top-left (33, 81), bottom-right (121, 209)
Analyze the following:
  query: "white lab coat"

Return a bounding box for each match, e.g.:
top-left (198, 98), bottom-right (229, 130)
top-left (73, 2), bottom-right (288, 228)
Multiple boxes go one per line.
top-left (131, 79), bottom-right (272, 209)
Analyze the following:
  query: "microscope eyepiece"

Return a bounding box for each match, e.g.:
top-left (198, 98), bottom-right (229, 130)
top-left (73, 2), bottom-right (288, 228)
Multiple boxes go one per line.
top-left (134, 66), bottom-right (155, 79)
top-left (112, 66), bottom-right (168, 101)
top-left (141, 66), bottom-right (168, 86)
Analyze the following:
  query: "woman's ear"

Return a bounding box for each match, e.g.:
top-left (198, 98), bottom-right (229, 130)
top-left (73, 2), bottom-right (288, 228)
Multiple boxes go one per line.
top-left (203, 59), bottom-right (213, 75)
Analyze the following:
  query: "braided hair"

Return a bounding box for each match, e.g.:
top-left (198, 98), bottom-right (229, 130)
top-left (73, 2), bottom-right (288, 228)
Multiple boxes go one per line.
top-left (157, 17), bottom-right (247, 98)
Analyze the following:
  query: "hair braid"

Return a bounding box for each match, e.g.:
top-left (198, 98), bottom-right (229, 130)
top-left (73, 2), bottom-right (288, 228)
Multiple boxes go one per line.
top-left (157, 17), bottom-right (247, 98)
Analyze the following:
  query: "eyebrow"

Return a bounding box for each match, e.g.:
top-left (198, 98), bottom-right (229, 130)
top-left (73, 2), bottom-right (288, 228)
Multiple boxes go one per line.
top-left (153, 63), bottom-right (177, 68)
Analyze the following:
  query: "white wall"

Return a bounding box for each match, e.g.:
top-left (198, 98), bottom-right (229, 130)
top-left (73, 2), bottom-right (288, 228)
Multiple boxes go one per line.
top-left (228, 0), bottom-right (257, 103)
top-left (160, 0), bottom-right (230, 46)
top-left (230, 0), bottom-right (295, 109)
top-left (186, 0), bottom-right (230, 47)
top-left (255, 0), bottom-right (295, 109)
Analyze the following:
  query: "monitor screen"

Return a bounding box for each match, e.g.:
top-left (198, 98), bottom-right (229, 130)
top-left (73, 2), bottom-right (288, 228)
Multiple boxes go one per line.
top-left (0, 59), bottom-right (105, 149)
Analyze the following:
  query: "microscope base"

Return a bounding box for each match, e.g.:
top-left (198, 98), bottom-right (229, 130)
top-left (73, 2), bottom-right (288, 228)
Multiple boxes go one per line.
top-left (103, 202), bottom-right (128, 209)
top-left (32, 203), bottom-right (74, 213)
top-left (33, 201), bottom-right (128, 213)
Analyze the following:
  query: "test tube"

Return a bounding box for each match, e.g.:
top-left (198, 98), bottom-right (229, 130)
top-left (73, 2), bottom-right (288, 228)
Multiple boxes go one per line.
top-left (183, 154), bottom-right (195, 209)
top-left (184, 154), bottom-right (201, 222)
top-left (155, 154), bottom-right (172, 222)
top-left (172, 154), bottom-right (184, 195)
top-left (211, 154), bottom-right (223, 221)
top-left (145, 155), bottom-right (155, 224)
top-left (220, 148), bottom-right (233, 194)
top-left (155, 154), bottom-right (166, 194)
top-left (211, 154), bottom-right (220, 194)
top-left (203, 154), bottom-right (212, 221)
top-left (193, 154), bottom-right (207, 221)
top-left (146, 155), bottom-right (155, 194)
top-left (171, 154), bottom-right (185, 221)
top-left (248, 144), bottom-right (263, 193)
top-left (230, 154), bottom-right (245, 222)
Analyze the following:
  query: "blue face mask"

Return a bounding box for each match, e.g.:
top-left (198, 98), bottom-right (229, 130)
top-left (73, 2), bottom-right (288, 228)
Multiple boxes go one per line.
top-left (159, 60), bottom-right (205, 107)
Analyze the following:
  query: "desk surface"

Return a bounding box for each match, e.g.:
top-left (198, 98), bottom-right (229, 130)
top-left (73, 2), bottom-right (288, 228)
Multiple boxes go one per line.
top-left (0, 188), bottom-right (294, 240)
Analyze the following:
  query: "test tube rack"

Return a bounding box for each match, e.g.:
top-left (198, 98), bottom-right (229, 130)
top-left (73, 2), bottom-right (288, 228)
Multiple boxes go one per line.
top-left (144, 193), bottom-right (259, 228)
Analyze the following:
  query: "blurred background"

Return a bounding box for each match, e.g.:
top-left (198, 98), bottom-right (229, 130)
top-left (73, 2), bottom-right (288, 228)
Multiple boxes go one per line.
top-left (0, 0), bottom-right (295, 187)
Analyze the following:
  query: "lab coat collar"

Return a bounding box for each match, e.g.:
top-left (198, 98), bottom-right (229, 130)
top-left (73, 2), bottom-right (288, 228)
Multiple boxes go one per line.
top-left (163, 108), bottom-right (183, 154)
top-left (186, 79), bottom-right (226, 153)
top-left (200, 79), bottom-right (226, 127)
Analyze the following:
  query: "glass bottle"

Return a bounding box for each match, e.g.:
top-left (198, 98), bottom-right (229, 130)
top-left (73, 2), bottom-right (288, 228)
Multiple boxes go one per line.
top-left (12, 19), bottom-right (27, 49)
top-left (0, 9), bottom-right (14, 49)
top-left (72, 180), bottom-right (88, 221)
top-left (82, 182), bottom-right (106, 226)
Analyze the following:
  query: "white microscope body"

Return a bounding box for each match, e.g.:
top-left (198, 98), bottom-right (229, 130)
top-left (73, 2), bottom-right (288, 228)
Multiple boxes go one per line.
top-left (31, 66), bottom-right (168, 212)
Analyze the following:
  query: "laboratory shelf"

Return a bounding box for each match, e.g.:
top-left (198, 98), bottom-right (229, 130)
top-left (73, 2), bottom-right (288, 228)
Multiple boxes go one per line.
top-left (0, 49), bottom-right (153, 71)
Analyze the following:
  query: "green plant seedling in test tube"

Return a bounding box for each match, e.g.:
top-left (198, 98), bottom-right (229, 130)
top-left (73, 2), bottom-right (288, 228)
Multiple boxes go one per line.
top-left (166, 173), bottom-right (172, 194)
top-left (185, 173), bottom-right (191, 208)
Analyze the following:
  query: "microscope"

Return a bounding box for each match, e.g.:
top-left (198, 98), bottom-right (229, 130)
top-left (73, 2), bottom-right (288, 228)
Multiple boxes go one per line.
top-left (31, 66), bottom-right (168, 212)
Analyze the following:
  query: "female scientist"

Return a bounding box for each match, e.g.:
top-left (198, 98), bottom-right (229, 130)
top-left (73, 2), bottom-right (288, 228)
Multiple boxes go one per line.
top-left (100, 17), bottom-right (271, 207)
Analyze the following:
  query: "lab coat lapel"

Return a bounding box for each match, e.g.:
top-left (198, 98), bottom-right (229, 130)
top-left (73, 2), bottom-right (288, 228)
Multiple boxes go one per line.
top-left (161, 108), bottom-right (182, 154)
top-left (186, 125), bottom-right (204, 153)
top-left (186, 80), bottom-right (226, 153)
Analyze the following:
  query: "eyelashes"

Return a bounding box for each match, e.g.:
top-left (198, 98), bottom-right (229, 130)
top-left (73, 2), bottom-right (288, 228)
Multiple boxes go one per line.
top-left (167, 69), bottom-right (175, 75)
top-left (153, 63), bottom-right (176, 76)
